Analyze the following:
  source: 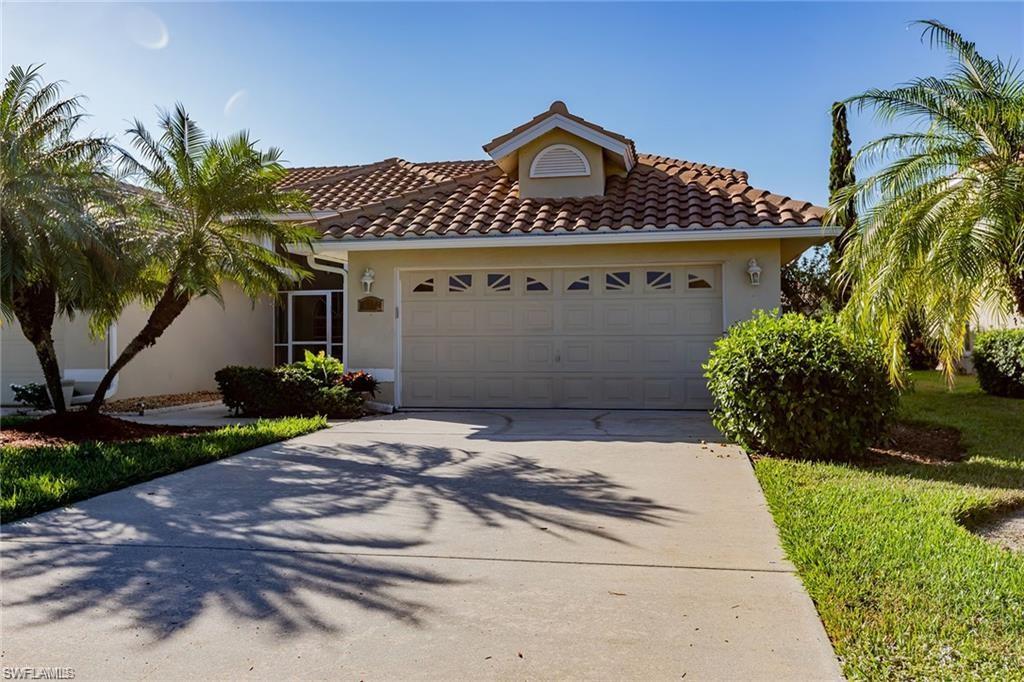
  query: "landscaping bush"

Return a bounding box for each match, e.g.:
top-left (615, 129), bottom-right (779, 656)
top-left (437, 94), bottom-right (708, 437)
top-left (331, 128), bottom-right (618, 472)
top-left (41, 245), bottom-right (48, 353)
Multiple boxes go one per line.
top-left (972, 329), bottom-right (1024, 398)
top-left (215, 352), bottom-right (367, 418)
top-left (704, 311), bottom-right (898, 459)
top-left (9, 382), bottom-right (51, 410)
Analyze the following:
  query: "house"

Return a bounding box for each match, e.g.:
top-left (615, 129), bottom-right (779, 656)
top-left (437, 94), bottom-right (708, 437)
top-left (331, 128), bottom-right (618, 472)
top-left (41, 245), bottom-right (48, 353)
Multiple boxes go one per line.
top-left (1, 101), bottom-right (835, 409)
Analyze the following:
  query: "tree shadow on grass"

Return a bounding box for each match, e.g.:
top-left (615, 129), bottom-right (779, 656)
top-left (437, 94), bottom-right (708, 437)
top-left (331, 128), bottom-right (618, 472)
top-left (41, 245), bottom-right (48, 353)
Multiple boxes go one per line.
top-left (1, 438), bottom-right (678, 640)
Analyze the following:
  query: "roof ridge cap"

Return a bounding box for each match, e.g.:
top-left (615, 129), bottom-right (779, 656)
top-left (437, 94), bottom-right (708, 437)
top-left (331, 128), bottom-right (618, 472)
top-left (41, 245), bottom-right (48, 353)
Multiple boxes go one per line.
top-left (287, 157), bottom-right (401, 189)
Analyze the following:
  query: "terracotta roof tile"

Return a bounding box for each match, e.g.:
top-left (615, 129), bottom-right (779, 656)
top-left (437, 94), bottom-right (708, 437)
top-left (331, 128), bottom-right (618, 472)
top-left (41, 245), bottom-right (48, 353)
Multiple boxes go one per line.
top-left (311, 153), bottom-right (825, 240)
top-left (483, 101), bottom-right (637, 161)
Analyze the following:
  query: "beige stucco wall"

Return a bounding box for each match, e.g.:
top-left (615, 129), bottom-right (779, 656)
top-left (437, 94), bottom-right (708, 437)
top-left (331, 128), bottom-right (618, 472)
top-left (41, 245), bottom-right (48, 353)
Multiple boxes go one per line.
top-left (517, 129), bottom-right (606, 199)
top-left (1, 315), bottom-right (108, 404)
top-left (345, 239), bottom-right (783, 404)
top-left (1, 283), bottom-right (273, 405)
top-left (114, 284), bottom-right (274, 399)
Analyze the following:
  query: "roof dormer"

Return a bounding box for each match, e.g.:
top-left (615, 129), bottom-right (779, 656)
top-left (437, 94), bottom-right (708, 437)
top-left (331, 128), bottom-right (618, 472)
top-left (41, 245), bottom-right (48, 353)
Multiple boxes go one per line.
top-left (483, 101), bottom-right (636, 200)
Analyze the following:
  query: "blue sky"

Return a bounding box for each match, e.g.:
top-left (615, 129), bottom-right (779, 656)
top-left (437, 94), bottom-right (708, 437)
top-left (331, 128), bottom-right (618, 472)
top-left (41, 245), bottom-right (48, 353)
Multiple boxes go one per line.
top-left (3, 2), bottom-right (1021, 205)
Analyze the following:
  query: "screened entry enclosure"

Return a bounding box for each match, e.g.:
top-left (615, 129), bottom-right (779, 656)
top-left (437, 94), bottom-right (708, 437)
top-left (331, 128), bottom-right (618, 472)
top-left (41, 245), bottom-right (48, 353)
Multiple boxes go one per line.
top-left (274, 290), bottom-right (343, 364)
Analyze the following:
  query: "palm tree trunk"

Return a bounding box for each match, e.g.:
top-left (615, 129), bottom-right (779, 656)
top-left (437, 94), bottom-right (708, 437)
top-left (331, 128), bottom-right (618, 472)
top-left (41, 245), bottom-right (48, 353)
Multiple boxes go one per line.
top-left (11, 282), bottom-right (66, 413)
top-left (1010, 272), bottom-right (1024, 318)
top-left (85, 280), bottom-right (191, 415)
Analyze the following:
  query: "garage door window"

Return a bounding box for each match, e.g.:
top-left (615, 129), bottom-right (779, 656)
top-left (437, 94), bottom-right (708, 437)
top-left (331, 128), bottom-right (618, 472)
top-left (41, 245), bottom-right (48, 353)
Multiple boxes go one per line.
top-left (605, 271), bottom-right (631, 291)
top-left (413, 277), bottom-right (435, 293)
top-left (525, 275), bottom-right (550, 293)
top-left (487, 273), bottom-right (511, 293)
top-left (566, 274), bottom-right (590, 292)
top-left (448, 273), bottom-right (473, 293)
top-left (645, 271), bottom-right (672, 291)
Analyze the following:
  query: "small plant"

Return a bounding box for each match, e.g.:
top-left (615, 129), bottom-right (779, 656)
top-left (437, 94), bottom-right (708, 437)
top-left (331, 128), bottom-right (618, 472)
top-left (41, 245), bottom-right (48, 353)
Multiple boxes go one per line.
top-left (341, 370), bottom-right (379, 397)
top-left (704, 311), bottom-right (898, 459)
top-left (298, 350), bottom-right (345, 386)
top-left (972, 330), bottom-right (1024, 398)
top-left (9, 383), bottom-right (52, 410)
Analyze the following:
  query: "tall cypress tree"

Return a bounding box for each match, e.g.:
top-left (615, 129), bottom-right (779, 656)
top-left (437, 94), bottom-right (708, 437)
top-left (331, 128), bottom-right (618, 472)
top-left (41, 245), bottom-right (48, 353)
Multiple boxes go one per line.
top-left (828, 102), bottom-right (857, 306)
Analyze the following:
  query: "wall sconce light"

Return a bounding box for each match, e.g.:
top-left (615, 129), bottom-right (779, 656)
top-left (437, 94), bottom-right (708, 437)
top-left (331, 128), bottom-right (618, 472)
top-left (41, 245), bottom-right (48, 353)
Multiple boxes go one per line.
top-left (361, 268), bottom-right (375, 293)
top-left (746, 258), bottom-right (762, 287)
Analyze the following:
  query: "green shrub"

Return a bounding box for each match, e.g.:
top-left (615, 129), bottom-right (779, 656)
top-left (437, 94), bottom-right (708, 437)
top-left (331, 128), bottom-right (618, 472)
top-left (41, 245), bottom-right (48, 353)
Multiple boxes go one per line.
top-left (9, 382), bottom-right (51, 410)
top-left (704, 311), bottom-right (898, 458)
top-left (215, 366), bottom-right (280, 414)
top-left (215, 355), bottom-right (366, 419)
top-left (973, 329), bottom-right (1024, 398)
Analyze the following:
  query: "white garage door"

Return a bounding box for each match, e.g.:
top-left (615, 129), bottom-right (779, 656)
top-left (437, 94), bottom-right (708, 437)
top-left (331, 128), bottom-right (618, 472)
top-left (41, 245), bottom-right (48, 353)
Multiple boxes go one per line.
top-left (399, 265), bottom-right (723, 409)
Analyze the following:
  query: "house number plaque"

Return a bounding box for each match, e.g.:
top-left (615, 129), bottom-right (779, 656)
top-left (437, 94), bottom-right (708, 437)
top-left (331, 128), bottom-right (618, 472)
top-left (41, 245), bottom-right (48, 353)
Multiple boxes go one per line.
top-left (357, 296), bottom-right (383, 313)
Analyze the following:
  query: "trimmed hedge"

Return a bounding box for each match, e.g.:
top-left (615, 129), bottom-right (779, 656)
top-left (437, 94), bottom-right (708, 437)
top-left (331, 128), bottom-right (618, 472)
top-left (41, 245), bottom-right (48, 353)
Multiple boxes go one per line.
top-left (216, 352), bottom-right (365, 418)
top-left (973, 329), bottom-right (1024, 398)
top-left (704, 311), bottom-right (898, 459)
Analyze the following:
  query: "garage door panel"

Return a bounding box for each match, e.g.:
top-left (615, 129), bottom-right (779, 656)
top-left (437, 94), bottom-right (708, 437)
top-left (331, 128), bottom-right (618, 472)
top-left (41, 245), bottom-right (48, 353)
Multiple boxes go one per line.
top-left (404, 305), bottom-right (439, 335)
top-left (523, 340), bottom-right (556, 369)
top-left (562, 303), bottom-right (595, 333)
top-left (602, 304), bottom-right (635, 331)
top-left (400, 266), bottom-right (722, 409)
top-left (443, 339), bottom-right (477, 371)
top-left (481, 339), bottom-right (516, 369)
top-left (521, 304), bottom-right (555, 331)
top-left (561, 339), bottom-right (595, 368)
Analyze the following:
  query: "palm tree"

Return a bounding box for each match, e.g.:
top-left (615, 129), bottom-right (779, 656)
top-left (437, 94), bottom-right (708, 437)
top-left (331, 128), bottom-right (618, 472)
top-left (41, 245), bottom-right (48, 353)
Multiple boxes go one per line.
top-left (0, 64), bottom-right (129, 413)
top-left (832, 20), bottom-right (1024, 383)
top-left (84, 105), bottom-right (314, 414)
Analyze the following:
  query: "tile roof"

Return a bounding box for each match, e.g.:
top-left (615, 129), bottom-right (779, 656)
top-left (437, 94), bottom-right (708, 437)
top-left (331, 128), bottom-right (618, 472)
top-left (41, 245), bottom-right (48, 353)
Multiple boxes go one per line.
top-left (296, 153), bottom-right (824, 240)
top-left (279, 158), bottom-right (494, 211)
top-left (483, 100), bottom-right (637, 161)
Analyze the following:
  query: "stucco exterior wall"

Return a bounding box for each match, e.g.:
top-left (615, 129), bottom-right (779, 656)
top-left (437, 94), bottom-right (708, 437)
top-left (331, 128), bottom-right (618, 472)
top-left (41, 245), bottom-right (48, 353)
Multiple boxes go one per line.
top-left (345, 239), bottom-right (783, 404)
top-left (517, 129), bottom-right (606, 199)
top-left (114, 284), bottom-right (274, 400)
top-left (1, 315), bottom-right (108, 404)
top-left (1, 284), bottom-right (273, 405)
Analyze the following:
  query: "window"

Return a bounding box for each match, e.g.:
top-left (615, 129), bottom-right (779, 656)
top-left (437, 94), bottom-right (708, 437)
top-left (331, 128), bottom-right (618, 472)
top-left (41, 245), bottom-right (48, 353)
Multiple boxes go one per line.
top-left (529, 144), bottom-right (591, 178)
top-left (526, 276), bottom-right (549, 292)
top-left (274, 290), bottom-right (344, 365)
top-left (605, 271), bottom-right (631, 291)
top-left (687, 274), bottom-right (713, 289)
top-left (487, 273), bottom-right (511, 292)
top-left (448, 273), bottom-right (472, 293)
top-left (566, 274), bottom-right (590, 291)
top-left (646, 271), bottom-right (672, 291)
top-left (413, 277), bottom-right (434, 293)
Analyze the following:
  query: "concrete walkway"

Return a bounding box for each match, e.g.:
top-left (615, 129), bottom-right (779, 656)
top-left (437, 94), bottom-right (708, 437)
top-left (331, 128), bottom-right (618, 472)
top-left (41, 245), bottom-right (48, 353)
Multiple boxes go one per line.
top-left (0, 411), bottom-right (841, 681)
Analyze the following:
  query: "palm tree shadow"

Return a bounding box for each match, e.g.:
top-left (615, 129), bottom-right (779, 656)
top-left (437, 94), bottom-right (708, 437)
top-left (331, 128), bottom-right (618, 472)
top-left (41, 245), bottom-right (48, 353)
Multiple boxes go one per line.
top-left (2, 438), bottom-right (679, 640)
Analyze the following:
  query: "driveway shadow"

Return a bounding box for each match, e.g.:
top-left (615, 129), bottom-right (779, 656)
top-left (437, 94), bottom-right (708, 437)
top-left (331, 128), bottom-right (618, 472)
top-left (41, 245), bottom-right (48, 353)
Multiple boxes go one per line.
top-left (2, 436), bottom-right (678, 640)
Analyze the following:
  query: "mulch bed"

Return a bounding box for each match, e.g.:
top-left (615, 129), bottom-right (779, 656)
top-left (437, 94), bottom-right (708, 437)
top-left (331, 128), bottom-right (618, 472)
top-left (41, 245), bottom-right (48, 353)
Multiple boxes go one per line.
top-left (1, 413), bottom-right (213, 448)
top-left (101, 391), bottom-right (222, 414)
top-left (863, 421), bottom-right (965, 466)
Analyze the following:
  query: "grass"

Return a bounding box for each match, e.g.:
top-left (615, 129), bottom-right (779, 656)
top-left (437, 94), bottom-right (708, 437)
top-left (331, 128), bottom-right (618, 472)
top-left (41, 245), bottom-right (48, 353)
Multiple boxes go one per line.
top-left (755, 371), bottom-right (1024, 680)
top-left (1, 416), bottom-right (326, 522)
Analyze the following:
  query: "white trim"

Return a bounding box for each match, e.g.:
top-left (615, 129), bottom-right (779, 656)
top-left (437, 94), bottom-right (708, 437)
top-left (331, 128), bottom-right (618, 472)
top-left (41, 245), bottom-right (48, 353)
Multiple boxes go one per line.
top-left (288, 225), bottom-right (839, 256)
top-left (486, 113), bottom-right (635, 171)
top-left (529, 144), bottom-right (591, 178)
top-left (394, 267), bottom-right (403, 408)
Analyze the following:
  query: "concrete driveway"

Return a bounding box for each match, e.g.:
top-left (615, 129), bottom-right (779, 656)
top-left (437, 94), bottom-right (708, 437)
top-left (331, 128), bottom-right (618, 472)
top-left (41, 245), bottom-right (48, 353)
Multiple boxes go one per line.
top-left (0, 410), bottom-right (840, 681)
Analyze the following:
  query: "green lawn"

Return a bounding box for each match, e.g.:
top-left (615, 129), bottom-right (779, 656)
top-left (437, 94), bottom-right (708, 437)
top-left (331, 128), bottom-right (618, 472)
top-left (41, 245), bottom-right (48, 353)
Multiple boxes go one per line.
top-left (1, 416), bottom-right (326, 522)
top-left (755, 371), bottom-right (1024, 680)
